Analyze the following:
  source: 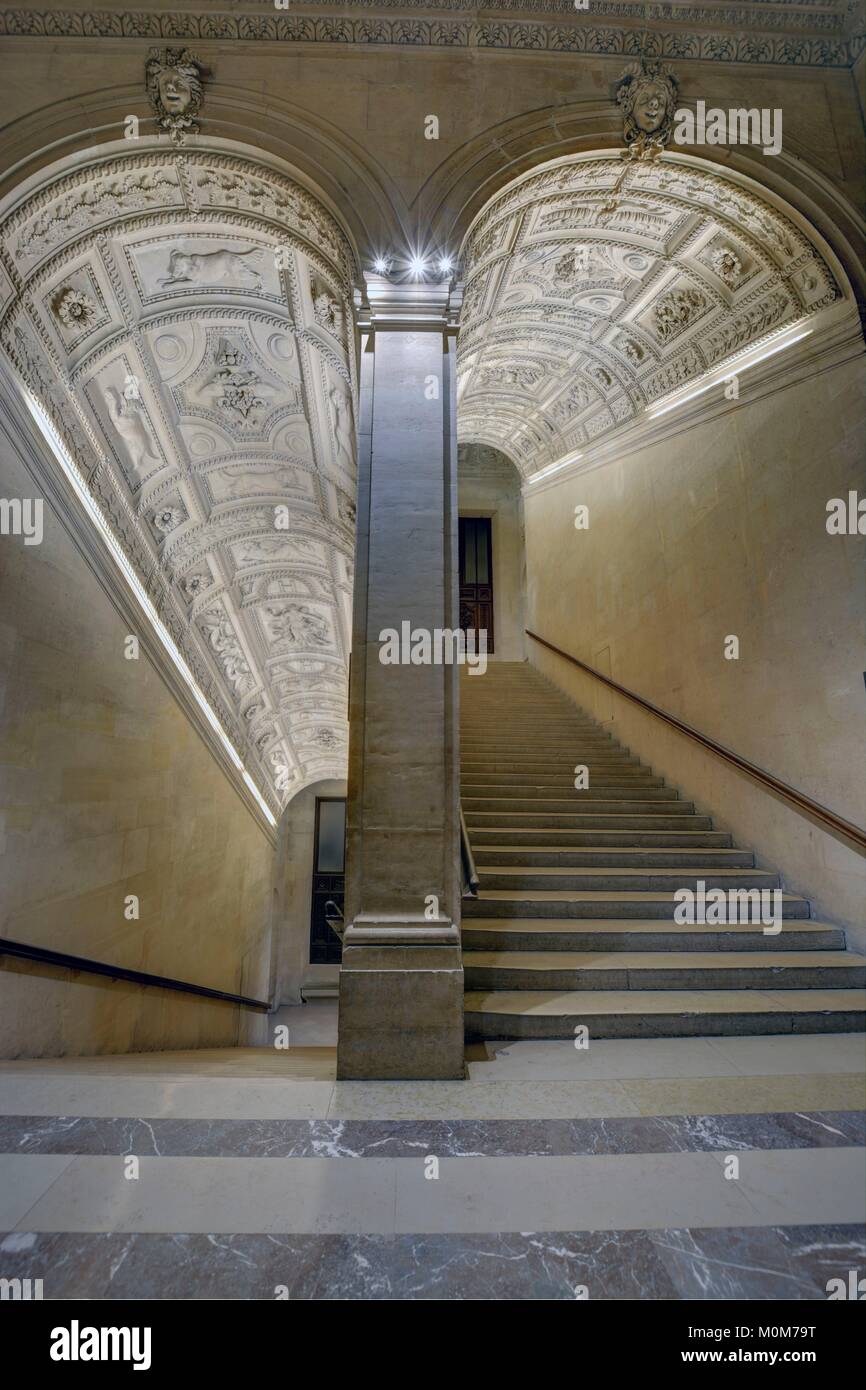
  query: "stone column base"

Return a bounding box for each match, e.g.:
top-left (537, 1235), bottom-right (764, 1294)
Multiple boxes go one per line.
top-left (337, 925), bottom-right (465, 1079)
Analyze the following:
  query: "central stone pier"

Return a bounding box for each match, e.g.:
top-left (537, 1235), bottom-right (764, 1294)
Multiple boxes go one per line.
top-left (336, 273), bottom-right (464, 1080)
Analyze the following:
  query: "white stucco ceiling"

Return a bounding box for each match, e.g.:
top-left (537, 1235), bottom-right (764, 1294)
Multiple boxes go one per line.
top-left (0, 145), bottom-right (358, 814)
top-left (457, 155), bottom-right (841, 478)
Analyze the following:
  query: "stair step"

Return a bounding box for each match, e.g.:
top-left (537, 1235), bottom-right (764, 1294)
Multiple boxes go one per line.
top-left (464, 812), bottom-right (714, 830)
top-left (469, 829), bottom-right (733, 847)
top-left (478, 867), bottom-right (778, 891)
top-left (474, 847), bottom-right (754, 867)
top-left (464, 797), bottom-right (690, 814)
top-left (463, 890), bottom-right (809, 919)
top-left (459, 663), bottom-right (853, 1042)
top-left (462, 759), bottom-right (642, 771)
top-left (463, 989), bottom-right (866, 1039)
top-left (462, 949), bottom-right (866, 991)
top-left (461, 918), bottom-right (845, 951)
top-left (461, 738), bottom-right (616, 749)
top-left (461, 775), bottom-right (665, 789)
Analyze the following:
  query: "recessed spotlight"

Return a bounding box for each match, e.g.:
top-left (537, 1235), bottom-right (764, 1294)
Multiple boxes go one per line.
top-left (408, 255), bottom-right (427, 277)
top-left (373, 255), bottom-right (392, 275)
top-left (438, 255), bottom-right (454, 275)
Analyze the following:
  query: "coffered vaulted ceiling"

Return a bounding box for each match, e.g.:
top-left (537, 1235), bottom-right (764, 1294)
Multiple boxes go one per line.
top-left (0, 148), bottom-right (358, 815)
top-left (457, 155), bottom-right (841, 479)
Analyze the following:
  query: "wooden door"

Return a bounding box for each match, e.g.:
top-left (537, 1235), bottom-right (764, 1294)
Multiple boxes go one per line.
top-left (459, 516), bottom-right (494, 654)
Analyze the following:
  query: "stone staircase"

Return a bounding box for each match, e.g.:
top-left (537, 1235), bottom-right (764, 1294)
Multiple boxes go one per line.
top-left (461, 662), bottom-right (866, 1040)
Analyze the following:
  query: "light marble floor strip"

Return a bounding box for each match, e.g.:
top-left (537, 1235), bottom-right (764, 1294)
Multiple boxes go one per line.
top-left (0, 1071), bottom-right (863, 1121)
top-left (4, 1148), bottom-right (864, 1235)
top-left (467, 1033), bottom-right (866, 1080)
top-left (0, 1078), bottom-right (336, 1120)
top-left (326, 1073), bottom-right (865, 1120)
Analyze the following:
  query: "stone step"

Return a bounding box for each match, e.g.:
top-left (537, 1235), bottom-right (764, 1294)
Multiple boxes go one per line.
top-left (463, 989), bottom-right (866, 1039)
top-left (461, 757), bottom-right (642, 771)
top-left (474, 846), bottom-right (754, 868)
top-left (464, 785), bottom-right (676, 799)
top-left (462, 706), bottom-right (590, 716)
top-left (464, 745), bottom-right (619, 756)
top-left (461, 729), bottom-right (615, 741)
top-left (464, 733), bottom-right (614, 745)
top-left (477, 866), bottom-right (779, 891)
top-left (461, 772), bottom-right (664, 787)
top-left (459, 662), bottom-right (853, 1043)
top-left (464, 796), bottom-right (691, 814)
top-left (461, 918), bottom-right (845, 952)
top-left (462, 890), bottom-right (809, 919)
top-left (464, 812), bottom-right (714, 829)
top-left (469, 828), bottom-right (733, 847)
top-left (462, 949), bottom-right (866, 991)
top-left (461, 721), bottom-right (608, 731)
top-left (462, 714), bottom-right (609, 720)
top-left (463, 781), bottom-right (666, 797)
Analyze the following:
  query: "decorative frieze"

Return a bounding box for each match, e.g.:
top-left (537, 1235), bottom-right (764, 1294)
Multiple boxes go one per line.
top-left (0, 8), bottom-right (856, 68)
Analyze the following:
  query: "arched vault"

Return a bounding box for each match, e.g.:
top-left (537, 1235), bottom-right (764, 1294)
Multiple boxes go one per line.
top-left (0, 139), bottom-right (359, 813)
top-left (457, 153), bottom-right (845, 479)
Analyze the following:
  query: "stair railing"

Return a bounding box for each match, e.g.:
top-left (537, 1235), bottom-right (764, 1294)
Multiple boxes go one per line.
top-left (0, 936), bottom-right (271, 1011)
top-left (460, 804), bottom-right (479, 898)
top-left (526, 629), bottom-right (866, 856)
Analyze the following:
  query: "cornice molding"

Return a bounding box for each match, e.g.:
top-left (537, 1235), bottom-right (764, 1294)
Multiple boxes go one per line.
top-left (520, 299), bottom-right (865, 496)
top-left (0, 6), bottom-right (862, 68)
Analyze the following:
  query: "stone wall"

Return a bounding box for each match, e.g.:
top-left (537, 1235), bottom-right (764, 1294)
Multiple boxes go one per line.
top-left (0, 441), bottom-right (277, 1059)
top-left (524, 352), bottom-right (866, 949)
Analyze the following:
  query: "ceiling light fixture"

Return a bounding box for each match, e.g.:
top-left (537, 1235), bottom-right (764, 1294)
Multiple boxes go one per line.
top-left (525, 451), bottom-right (584, 485)
top-left (408, 254), bottom-right (428, 277)
top-left (22, 389), bottom-right (278, 829)
top-left (648, 321), bottom-right (813, 420)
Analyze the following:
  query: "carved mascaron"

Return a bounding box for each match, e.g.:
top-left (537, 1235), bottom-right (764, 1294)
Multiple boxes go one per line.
top-left (146, 47), bottom-right (206, 144)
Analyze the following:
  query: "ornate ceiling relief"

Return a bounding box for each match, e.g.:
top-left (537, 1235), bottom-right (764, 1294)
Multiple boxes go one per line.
top-left (457, 154), bottom-right (840, 479)
top-left (0, 147), bottom-right (358, 812)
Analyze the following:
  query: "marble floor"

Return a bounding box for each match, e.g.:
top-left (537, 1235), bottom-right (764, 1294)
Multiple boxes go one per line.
top-left (0, 1018), bottom-right (863, 1300)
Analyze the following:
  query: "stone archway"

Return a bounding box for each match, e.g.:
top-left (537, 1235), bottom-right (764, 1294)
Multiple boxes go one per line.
top-left (0, 137), bottom-right (360, 818)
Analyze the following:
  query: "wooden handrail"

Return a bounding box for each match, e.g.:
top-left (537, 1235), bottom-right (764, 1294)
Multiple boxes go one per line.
top-left (0, 937), bottom-right (271, 1011)
top-left (526, 629), bottom-right (866, 855)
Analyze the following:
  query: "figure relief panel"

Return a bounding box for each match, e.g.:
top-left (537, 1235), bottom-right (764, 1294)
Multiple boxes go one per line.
top-left (125, 234), bottom-right (284, 308)
top-left (84, 354), bottom-right (169, 493)
top-left (202, 460), bottom-right (316, 508)
top-left (257, 600), bottom-right (336, 654)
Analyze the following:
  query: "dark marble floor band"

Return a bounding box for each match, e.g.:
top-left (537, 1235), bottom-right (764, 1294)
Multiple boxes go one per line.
top-left (1, 1224), bottom-right (863, 1301)
top-left (0, 1110), bottom-right (862, 1159)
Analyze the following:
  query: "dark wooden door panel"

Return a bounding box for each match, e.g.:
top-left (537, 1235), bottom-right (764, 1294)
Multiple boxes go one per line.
top-left (459, 517), bottom-right (494, 654)
top-left (309, 798), bottom-right (346, 964)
